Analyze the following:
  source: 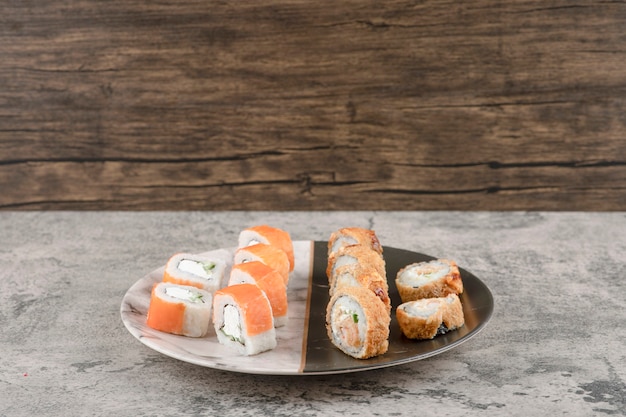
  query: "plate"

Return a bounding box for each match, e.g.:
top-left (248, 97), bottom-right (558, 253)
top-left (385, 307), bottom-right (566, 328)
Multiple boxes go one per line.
top-left (121, 241), bottom-right (493, 375)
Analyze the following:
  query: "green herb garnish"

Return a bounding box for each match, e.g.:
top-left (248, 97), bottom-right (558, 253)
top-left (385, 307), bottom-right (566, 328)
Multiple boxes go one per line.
top-left (220, 328), bottom-right (245, 345)
top-left (190, 292), bottom-right (204, 303)
top-left (202, 262), bottom-right (216, 274)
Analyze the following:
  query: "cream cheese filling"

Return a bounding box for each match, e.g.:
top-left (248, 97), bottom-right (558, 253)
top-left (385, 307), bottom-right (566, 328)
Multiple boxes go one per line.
top-left (402, 299), bottom-right (442, 318)
top-left (164, 286), bottom-right (205, 303)
top-left (400, 261), bottom-right (450, 287)
top-left (178, 259), bottom-right (215, 280)
top-left (221, 305), bottom-right (243, 343)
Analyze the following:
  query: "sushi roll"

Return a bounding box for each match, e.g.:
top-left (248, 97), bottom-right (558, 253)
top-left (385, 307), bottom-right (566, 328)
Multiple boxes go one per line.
top-left (330, 263), bottom-right (390, 313)
top-left (326, 244), bottom-right (386, 287)
top-left (396, 294), bottom-right (465, 340)
top-left (162, 253), bottom-right (227, 294)
top-left (228, 261), bottom-right (289, 327)
top-left (327, 227), bottom-right (383, 257)
top-left (441, 294), bottom-right (465, 331)
top-left (146, 282), bottom-right (212, 337)
top-left (238, 225), bottom-right (295, 272)
top-left (213, 283), bottom-right (277, 356)
top-left (326, 286), bottom-right (390, 359)
top-left (395, 259), bottom-right (463, 303)
top-left (234, 243), bottom-right (290, 285)
top-left (396, 298), bottom-right (445, 340)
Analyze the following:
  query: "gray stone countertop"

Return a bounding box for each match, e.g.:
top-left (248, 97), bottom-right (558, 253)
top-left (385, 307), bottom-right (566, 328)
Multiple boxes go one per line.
top-left (1, 211), bottom-right (624, 416)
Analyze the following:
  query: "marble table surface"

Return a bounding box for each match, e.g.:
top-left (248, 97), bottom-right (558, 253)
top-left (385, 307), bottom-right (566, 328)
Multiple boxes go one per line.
top-left (1, 211), bottom-right (624, 416)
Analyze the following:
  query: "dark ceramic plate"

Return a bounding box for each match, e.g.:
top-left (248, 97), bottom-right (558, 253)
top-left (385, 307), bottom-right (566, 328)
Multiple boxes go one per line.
top-left (121, 241), bottom-right (493, 375)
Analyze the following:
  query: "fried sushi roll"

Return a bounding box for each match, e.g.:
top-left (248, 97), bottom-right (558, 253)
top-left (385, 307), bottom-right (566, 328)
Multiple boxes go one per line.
top-left (228, 261), bottom-right (288, 327)
top-left (146, 282), bottom-right (212, 337)
top-left (395, 259), bottom-right (463, 303)
top-left (441, 294), bottom-right (465, 331)
top-left (326, 244), bottom-right (386, 288)
top-left (396, 298), bottom-right (444, 340)
top-left (213, 283), bottom-right (277, 356)
top-left (330, 263), bottom-right (390, 313)
top-left (326, 286), bottom-right (390, 359)
top-left (327, 227), bottom-right (383, 257)
top-left (396, 294), bottom-right (465, 340)
top-left (234, 243), bottom-right (290, 285)
top-left (238, 225), bottom-right (295, 272)
top-left (163, 253), bottom-right (227, 294)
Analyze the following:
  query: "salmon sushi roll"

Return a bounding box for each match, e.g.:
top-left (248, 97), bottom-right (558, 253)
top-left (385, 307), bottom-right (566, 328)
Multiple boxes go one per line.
top-left (326, 244), bottom-right (386, 287)
top-left (330, 263), bottom-right (390, 313)
top-left (327, 227), bottom-right (383, 257)
top-left (396, 294), bottom-right (465, 340)
top-left (325, 286), bottom-right (390, 359)
top-left (163, 253), bottom-right (227, 294)
top-left (234, 243), bottom-right (290, 285)
top-left (228, 261), bottom-right (288, 327)
top-left (146, 282), bottom-right (212, 337)
top-left (395, 259), bottom-right (463, 303)
top-left (213, 283), bottom-right (277, 356)
top-left (238, 225), bottom-right (295, 272)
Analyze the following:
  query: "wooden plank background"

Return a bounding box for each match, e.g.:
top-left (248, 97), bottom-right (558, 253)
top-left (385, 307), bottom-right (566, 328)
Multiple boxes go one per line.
top-left (1, 0), bottom-right (625, 210)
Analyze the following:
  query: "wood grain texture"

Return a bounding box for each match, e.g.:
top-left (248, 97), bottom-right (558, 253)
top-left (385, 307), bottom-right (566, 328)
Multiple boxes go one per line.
top-left (1, 0), bottom-right (625, 210)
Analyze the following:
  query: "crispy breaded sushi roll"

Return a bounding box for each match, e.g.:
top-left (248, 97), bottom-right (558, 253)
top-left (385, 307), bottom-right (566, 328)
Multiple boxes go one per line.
top-left (326, 286), bottom-right (390, 359)
top-left (327, 227), bottom-right (383, 257)
top-left (146, 282), bottom-right (212, 337)
top-left (396, 298), bottom-right (444, 340)
top-left (326, 244), bottom-right (386, 287)
top-left (238, 225), bottom-right (295, 272)
top-left (212, 283), bottom-right (277, 356)
top-left (162, 253), bottom-right (226, 294)
top-left (441, 294), bottom-right (465, 331)
top-left (228, 261), bottom-right (288, 327)
top-left (234, 243), bottom-right (290, 285)
top-left (396, 294), bottom-right (465, 340)
top-left (330, 263), bottom-right (390, 313)
top-left (395, 259), bottom-right (463, 303)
